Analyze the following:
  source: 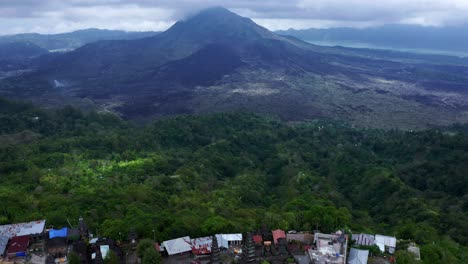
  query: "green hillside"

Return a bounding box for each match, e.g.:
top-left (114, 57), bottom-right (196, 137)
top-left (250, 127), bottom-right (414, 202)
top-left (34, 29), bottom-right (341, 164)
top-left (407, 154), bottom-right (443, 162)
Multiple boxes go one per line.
top-left (0, 97), bottom-right (467, 263)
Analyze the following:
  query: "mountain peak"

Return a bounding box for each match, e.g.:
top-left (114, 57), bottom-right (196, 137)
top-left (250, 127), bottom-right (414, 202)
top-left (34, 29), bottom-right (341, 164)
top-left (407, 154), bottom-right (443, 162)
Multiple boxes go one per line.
top-left (162, 6), bottom-right (275, 43)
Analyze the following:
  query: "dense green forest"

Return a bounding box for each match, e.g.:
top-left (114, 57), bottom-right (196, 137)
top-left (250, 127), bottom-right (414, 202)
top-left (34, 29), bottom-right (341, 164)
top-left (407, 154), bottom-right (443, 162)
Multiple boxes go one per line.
top-left (0, 97), bottom-right (467, 263)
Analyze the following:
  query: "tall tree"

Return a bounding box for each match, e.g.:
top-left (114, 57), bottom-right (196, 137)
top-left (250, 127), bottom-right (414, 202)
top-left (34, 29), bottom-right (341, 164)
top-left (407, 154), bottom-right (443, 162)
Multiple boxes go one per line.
top-left (142, 247), bottom-right (162, 264)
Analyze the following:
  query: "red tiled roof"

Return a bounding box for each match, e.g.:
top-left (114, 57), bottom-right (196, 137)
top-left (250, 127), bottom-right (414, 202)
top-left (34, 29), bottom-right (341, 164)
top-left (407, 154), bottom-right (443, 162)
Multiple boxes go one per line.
top-left (253, 235), bottom-right (263, 244)
top-left (7, 235), bottom-right (29, 254)
top-left (272, 229), bottom-right (286, 244)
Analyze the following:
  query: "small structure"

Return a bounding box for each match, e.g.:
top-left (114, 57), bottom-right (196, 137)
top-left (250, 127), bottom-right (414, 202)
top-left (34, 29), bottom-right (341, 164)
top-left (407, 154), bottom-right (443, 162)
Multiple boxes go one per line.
top-left (78, 217), bottom-right (88, 240)
top-left (348, 248), bottom-right (369, 264)
top-left (190, 236), bottom-right (212, 255)
top-left (309, 232), bottom-right (348, 264)
top-left (47, 237), bottom-right (68, 258)
top-left (92, 245), bottom-right (110, 260)
top-left (0, 220), bottom-right (46, 238)
top-left (374, 235), bottom-right (396, 254)
top-left (89, 238), bottom-right (122, 263)
top-left (407, 243), bottom-right (421, 260)
top-left (240, 233), bottom-right (256, 264)
top-left (163, 236), bottom-right (192, 255)
top-left (272, 229), bottom-right (286, 244)
top-left (252, 234), bottom-right (263, 245)
top-left (7, 235), bottom-right (29, 257)
top-left (215, 234), bottom-right (242, 249)
top-left (351, 234), bottom-right (375, 246)
top-left (210, 235), bottom-right (221, 264)
top-left (0, 236), bottom-right (8, 257)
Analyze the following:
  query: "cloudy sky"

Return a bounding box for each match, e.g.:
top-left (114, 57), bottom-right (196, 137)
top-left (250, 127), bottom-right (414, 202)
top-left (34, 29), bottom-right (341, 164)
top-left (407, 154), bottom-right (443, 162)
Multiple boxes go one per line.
top-left (1, 0), bottom-right (468, 35)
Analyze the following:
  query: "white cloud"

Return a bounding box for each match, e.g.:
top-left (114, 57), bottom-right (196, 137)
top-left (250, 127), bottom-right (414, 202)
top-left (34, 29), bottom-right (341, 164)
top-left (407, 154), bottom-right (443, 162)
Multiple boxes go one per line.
top-left (296, 0), bottom-right (468, 24)
top-left (0, 0), bottom-right (468, 35)
top-left (253, 18), bottom-right (381, 31)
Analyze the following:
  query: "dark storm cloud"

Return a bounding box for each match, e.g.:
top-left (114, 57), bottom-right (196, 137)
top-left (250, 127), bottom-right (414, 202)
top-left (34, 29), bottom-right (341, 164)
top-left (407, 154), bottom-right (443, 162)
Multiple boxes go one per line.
top-left (1, 0), bottom-right (467, 35)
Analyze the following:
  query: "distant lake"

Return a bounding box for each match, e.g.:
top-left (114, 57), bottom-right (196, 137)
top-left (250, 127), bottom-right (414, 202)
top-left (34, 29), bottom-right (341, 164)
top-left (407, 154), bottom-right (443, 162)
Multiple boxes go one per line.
top-left (306, 40), bottom-right (468, 58)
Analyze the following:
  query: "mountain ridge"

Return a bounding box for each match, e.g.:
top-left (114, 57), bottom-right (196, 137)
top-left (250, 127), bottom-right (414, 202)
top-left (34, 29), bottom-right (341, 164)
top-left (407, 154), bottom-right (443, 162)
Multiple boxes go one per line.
top-left (1, 7), bottom-right (468, 129)
top-left (0, 28), bottom-right (159, 51)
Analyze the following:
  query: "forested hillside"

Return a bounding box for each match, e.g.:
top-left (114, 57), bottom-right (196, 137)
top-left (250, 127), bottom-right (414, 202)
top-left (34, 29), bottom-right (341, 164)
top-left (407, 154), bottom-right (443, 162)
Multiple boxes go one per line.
top-left (0, 97), bottom-right (467, 263)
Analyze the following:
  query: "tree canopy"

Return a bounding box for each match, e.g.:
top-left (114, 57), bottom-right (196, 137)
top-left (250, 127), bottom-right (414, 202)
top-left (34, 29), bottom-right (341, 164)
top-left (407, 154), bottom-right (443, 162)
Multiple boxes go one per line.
top-left (0, 97), bottom-right (467, 263)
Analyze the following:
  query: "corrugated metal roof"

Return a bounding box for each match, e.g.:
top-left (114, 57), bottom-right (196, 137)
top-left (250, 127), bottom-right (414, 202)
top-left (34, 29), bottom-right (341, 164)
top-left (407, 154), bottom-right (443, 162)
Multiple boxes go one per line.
top-left (163, 236), bottom-right (192, 255)
top-left (375, 235), bottom-right (396, 252)
top-left (190, 236), bottom-right (212, 255)
top-left (0, 220), bottom-right (46, 238)
top-left (348, 248), bottom-right (369, 264)
top-left (217, 234), bottom-right (242, 241)
top-left (215, 234), bottom-right (242, 248)
top-left (0, 236), bottom-right (8, 256)
top-left (352, 234), bottom-right (375, 246)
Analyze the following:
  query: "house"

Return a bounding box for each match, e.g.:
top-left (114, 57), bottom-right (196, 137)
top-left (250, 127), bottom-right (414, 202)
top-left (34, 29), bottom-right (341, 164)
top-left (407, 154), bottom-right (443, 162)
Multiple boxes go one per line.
top-left (351, 234), bottom-right (375, 246)
top-left (0, 220), bottom-right (46, 238)
top-left (348, 248), bottom-right (369, 264)
top-left (215, 234), bottom-right (242, 249)
top-left (189, 236), bottom-right (212, 255)
top-left (308, 232), bottom-right (348, 264)
top-left (374, 235), bottom-right (396, 254)
top-left (7, 235), bottom-right (29, 257)
top-left (0, 236), bottom-right (8, 257)
top-left (272, 229), bottom-right (286, 244)
top-left (47, 237), bottom-right (68, 258)
top-left (163, 236), bottom-right (192, 255)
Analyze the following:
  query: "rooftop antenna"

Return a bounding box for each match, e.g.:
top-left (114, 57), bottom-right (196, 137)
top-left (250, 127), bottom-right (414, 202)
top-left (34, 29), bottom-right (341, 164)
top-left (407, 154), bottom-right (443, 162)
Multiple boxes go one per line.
top-left (66, 218), bottom-right (74, 228)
